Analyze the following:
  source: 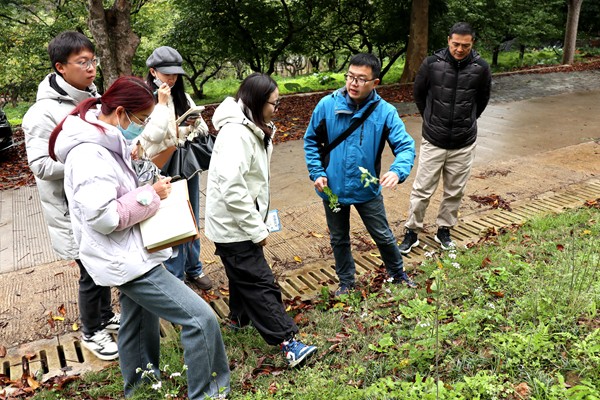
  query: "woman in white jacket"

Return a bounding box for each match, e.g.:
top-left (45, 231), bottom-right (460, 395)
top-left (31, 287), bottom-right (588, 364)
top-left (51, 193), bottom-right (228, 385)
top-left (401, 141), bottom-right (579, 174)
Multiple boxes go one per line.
top-left (49, 76), bottom-right (229, 399)
top-left (137, 46), bottom-right (213, 290)
top-left (206, 73), bottom-right (317, 368)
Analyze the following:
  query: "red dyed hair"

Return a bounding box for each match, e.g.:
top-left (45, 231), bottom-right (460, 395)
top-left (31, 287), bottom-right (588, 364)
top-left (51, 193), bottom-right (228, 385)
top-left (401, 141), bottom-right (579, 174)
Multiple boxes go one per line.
top-left (49, 76), bottom-right (154, 160)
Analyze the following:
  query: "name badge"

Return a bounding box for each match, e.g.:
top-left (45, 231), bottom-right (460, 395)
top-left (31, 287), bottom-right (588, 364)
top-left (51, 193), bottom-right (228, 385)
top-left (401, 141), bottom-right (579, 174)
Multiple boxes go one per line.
top-left (266, 209), bottom-right (282, 232)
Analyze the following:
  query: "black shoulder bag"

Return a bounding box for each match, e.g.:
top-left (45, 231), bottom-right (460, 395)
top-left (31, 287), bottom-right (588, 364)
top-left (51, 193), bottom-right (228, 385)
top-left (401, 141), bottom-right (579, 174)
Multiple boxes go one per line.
top-left (318, 99), bottom-right (380, 169)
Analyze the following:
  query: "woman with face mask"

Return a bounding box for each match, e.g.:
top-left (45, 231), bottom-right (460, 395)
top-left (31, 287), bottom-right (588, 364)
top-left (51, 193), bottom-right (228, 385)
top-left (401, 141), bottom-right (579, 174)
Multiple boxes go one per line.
top-left (48, 76), bottom-right (230, 399)
top-left (138, 46), bottom-right (213, 291)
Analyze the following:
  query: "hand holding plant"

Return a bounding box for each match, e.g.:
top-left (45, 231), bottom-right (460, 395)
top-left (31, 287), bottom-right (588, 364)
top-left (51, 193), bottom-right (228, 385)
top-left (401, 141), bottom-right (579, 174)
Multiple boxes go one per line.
top-left (323, 186), bottom-right (341, 213)
top-left (359, 166), bottom-right (379, 187)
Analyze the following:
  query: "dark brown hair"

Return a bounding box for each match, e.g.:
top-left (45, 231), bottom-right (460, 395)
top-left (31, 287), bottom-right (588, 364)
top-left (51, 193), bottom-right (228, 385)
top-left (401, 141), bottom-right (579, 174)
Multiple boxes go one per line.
top-left (235, 73), bottom-right (278, 144)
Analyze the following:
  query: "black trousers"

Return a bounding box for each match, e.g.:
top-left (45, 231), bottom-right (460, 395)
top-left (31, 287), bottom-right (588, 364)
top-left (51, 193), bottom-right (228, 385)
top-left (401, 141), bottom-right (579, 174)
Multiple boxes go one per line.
top-left (215, 241), bottom-right (298, 345)
top-left (76, 259), bottom-right (114, 335)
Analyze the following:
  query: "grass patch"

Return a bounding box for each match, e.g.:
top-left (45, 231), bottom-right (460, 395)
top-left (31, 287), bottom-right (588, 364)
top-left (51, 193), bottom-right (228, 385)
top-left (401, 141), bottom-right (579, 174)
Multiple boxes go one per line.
top-left (25, 205), bottom-right (600, 399)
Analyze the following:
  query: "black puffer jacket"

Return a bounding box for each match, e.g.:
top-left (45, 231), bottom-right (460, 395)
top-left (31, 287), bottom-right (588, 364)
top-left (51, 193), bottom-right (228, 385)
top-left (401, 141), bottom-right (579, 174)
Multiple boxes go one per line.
top-left (414, 48), bottom-right (491, 150)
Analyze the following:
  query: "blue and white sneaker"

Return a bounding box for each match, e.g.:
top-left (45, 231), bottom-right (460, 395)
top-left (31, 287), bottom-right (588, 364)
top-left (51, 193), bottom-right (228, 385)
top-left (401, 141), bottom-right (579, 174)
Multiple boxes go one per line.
top-left (281, 339), bottom-right (317, 367)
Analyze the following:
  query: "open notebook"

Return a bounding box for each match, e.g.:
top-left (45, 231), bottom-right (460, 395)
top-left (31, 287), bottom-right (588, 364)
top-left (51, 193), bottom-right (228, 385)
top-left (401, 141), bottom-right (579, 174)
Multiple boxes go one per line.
top-left (139, 180), bottom-right (199, 252)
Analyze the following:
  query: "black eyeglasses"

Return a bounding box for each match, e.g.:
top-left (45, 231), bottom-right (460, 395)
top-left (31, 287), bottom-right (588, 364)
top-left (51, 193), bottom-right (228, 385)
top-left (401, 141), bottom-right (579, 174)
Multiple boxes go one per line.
top-left (267, 99), bottom-right (281, 109)
top-left (344, 73), bottom-right (376, 86)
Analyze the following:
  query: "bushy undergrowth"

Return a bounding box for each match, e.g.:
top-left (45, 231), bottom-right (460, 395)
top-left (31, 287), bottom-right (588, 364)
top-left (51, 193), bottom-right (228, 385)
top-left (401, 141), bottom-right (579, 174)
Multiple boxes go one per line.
top-left (5, 47), bottom-right (594, 122)
top-left (29, 205), bottom-right (600, 399)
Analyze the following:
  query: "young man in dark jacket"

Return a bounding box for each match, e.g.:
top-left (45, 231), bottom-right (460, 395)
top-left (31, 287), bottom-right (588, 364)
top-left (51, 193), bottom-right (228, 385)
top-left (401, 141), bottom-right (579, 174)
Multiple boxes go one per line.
top-left (399, 22), bottom-right (492, 254)
top-left (304, 53), bottom-right (417, 295)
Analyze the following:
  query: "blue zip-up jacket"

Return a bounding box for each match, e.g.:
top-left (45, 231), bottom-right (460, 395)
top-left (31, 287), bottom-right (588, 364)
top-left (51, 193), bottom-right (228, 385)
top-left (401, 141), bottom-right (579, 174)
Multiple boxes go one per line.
top-left (304, 87), bottom-right (415, 205)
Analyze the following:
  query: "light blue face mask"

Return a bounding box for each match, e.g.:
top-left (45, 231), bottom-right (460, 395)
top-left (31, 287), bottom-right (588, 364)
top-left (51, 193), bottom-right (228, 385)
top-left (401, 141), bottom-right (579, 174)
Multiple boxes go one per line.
top-left (117, 112), bottom-right (145, 140)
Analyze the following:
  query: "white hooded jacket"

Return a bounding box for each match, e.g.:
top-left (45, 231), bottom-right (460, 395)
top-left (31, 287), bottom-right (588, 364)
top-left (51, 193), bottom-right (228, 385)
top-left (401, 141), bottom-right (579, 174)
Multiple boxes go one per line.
top-left (137, 93), bottom-right (208, 158)
top-left (52, 111), bottom-right (171, 286)
top-left (205, 97), bottom-right (273, 244)
top-left (22, 74), bottom-right (98, 259)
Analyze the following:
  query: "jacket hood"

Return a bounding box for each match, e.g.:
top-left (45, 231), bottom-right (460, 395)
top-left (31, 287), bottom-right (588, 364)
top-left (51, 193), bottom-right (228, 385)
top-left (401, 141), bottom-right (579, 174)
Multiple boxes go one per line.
top-left (36, 73), bottom-right (98, 105)
top-left (212, 97), bottom-right (267, 142)
top-left (53, 110), bottom-right (129, 164)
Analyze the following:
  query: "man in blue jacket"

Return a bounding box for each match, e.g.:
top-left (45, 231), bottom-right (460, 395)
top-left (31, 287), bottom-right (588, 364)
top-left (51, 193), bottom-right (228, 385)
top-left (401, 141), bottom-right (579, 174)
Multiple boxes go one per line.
top-left (304, 53), bottom-right (416, 296)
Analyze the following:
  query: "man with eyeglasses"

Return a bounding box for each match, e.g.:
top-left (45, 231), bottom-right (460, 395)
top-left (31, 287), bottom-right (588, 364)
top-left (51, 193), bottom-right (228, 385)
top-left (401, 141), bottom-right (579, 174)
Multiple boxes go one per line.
top-left (22, 31), bottom-right (120, 361)
top-left (398, 22), bottom-right (492, 254)
top-left (304, 53), bottom-right (417, 296)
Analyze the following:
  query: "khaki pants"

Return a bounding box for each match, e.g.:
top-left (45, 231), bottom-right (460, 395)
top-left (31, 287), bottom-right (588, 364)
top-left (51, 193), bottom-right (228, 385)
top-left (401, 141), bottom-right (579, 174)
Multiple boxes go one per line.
top-left (405, 138), bottom-right (476, 232)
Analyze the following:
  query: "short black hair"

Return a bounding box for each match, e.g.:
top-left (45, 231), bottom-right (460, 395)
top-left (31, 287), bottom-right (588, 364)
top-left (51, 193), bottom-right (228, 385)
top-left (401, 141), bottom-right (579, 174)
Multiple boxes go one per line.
top-left (48, 31), bottom-right (95, 74)
top-left (349, 53), bottom-right (381, 79)
top-left (449, 22), bottom-right (475, 39)
top-left (235, 73), bottom-right (278, 141)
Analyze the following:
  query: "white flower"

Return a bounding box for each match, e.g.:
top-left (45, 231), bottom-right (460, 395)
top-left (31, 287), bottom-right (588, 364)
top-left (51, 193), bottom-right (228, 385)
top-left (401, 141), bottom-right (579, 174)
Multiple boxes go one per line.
top-left (170, 372), bottom-right (182, 378)
top-left (448, 252), bottom-right (457, 259)
top-left (452, 262), bottom-right (461, 269)
top-left (395, 315), bottom-right (402, 322)
top-left (419, 322), bottom-right (430, 328)
top-left (487, 303), bottom-right (496, 309)
top-left (386, 277), bottom-right (394, 283)
top-left (152, 381), bottom-right (162, 390)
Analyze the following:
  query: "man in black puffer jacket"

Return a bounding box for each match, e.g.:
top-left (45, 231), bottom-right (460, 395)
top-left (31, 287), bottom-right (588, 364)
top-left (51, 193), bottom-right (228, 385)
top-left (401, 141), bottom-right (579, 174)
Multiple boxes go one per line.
top-left (399, 22), bottom-right (492, 254)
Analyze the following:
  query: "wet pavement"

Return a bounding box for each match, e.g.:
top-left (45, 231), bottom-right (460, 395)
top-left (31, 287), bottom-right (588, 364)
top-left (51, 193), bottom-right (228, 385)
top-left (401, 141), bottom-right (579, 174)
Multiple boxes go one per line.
top-left (1, 68), bottom-right (600, 381)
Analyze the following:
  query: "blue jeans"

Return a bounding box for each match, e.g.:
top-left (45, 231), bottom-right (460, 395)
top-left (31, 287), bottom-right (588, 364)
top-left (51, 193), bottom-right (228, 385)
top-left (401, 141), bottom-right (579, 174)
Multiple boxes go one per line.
top-left (117, 265), bottom-right (229, 399)
top-left (323, 194), bottom-right (405, 287)
top-left (164, 174), bottom-right (203, 280)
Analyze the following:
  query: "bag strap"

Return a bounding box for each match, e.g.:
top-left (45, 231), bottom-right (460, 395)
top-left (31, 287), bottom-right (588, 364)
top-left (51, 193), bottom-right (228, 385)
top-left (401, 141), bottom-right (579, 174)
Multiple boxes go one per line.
top-left (320, 99), bottom-right (380, 158)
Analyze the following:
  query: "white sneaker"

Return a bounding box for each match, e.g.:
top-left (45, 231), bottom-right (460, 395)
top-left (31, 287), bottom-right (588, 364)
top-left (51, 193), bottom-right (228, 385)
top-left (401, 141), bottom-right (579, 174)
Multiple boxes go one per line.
top-left (102, 313), bottom-right (120, 333)
top-left (81, 329), bottom-right (119, 361)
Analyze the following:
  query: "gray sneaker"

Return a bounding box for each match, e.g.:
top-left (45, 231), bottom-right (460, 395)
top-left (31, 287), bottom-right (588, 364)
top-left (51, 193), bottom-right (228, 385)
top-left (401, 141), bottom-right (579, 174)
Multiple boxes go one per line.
top-left (398, 229), bottom-right (419, 254)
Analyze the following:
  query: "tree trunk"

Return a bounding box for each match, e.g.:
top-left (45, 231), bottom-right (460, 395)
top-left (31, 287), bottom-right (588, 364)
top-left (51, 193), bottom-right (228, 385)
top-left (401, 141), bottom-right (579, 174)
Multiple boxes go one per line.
top-left (519, 44), bottom-right (526, 65)
top-left (399, 0), bottom-right (429, 84)
top-left (88, 0), bottom-right (140, 88)
top-left (562, 0), bottom-right (584, 65)
top-left (492, 45), bottom-right (500, 67)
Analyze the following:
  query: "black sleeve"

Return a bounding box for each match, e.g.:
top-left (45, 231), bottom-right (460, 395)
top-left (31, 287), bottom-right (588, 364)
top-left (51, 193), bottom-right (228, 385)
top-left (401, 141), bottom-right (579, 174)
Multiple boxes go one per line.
top-left (476, 60), bottom-right (492, 118)
top-left (413, 57), bottom-right (430, 116)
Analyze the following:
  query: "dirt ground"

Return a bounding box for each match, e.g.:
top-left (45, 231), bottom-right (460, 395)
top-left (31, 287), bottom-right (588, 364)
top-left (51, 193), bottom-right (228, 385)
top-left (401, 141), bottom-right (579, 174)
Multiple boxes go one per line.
top-left (1, 69), bottom-right (600, 349)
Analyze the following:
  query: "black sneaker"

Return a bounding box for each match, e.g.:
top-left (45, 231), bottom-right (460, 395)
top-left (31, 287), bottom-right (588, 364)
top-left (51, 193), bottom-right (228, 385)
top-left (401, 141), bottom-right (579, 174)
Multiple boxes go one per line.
top-left (186, 273), bottom-right (213, 290)
top-left (398, 229), bottom-right (419, 255)
top-left (102, 313), bottom-right (120, 333)
top-left (81, 330), bottom-right (119, 361)
top-left (334, 283), bottom-right (355, 297)
top-left (435, 227), bottom-right (455, 250)
top-left (392, 271), bottom-right (417, 289)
